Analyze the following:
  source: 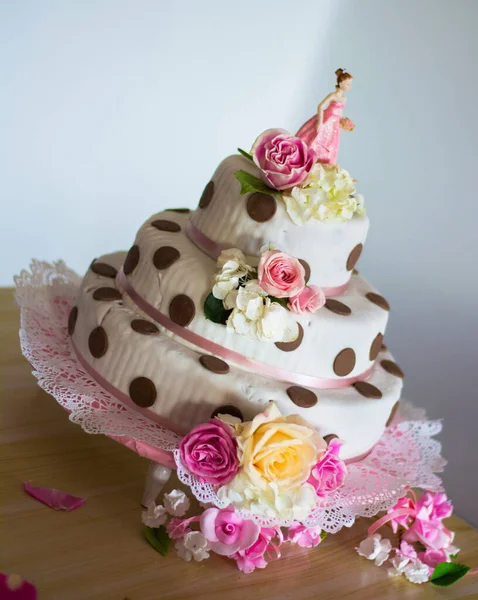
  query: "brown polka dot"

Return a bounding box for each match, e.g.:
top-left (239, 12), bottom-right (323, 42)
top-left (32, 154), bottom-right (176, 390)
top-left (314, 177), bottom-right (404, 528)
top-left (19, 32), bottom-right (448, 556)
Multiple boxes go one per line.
top-left (333, 348), bottom-right (356, 376)
top-left (381, 343), bottom-right (387, 351)
top-left (298, 259), bottom-right (311, 284)
top-left (381, 360), bottom-right (404, 379)
top-left (369, 333), bottom-right (383, 361)
top-left (211, 405), bottom-right (244, 421)
top-left (366, 292), bottom-right (390, 311)
top-left (353, 381), bottom-right (383, 399)
top-left (346, 243), bottom-right (363, 271)
top-left (131, 319), bottom-right (159, 335)
top-left (323, 434), bottom-right (338, 444)
top-left (352, 268), bottom-right (359, 275)
top-left (153, 246), bottom-right (180, 270)
top-left (166, 208), bottom-right (190, 213)
top-left (169, 295), bottom-right (195, 327)
top-left (325, 299), bottom-right (352, 316)
top-left (198, 181), bottom-right (215, 209)
top-left (151, 219), bottom-right (181, 233)
top-left (129, 377), bottom-right (157, 407)
top-left (68, 306), bottom-right (78, 335)
top-left (246, 192), bottom-right (276, 222)
top-left (199, 355), bottom-right (230, 374)
top-left (386, 401), bottom-right (400, 427)
top-left (88, 326), bottom-right (108, 358)
top-left (92, 287), bottom-right (122, 301)
top-left (275, 323), bottom-right (304, 352)
top-left (286, 386), bottom-right (318, 408)
top-left (91, 262), bottom-right (118, 278)
top-left (124, 245), bottom-right (140, 275)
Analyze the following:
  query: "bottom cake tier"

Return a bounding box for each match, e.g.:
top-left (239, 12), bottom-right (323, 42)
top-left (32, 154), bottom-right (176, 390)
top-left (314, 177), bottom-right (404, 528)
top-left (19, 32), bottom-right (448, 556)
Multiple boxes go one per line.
top-left (70, 251), bottom-right (404, 460)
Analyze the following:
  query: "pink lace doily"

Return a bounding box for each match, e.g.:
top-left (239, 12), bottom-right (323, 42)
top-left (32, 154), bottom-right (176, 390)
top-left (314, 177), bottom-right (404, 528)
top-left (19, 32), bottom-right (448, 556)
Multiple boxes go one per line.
top-left (15, 260), bottom-right (446, 533)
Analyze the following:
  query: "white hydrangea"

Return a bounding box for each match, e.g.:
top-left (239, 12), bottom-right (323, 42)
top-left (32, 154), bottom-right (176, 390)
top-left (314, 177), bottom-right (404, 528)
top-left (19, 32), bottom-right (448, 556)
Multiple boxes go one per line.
top-left (212, 249), bottom-right (253, 300)
top-left (356, 534), bottom-right (392, 567)
top-left (284, 163), bottom-right (365, 225)
top-left (175, 531), bottom-right (210, 562)
top-left (163, 489), bottom-right (190, 517)
top-left (141, 503), bottom-right (168, 528)
top-left (403, 559), bottom-right (430, 584)
top-left (225, 281), bottom-right (298, 343)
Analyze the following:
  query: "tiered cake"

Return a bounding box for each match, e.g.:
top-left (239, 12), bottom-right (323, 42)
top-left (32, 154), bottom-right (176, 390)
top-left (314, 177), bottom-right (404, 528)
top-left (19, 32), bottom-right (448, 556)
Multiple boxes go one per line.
top-left (69, 151), bottom-right (404, 461)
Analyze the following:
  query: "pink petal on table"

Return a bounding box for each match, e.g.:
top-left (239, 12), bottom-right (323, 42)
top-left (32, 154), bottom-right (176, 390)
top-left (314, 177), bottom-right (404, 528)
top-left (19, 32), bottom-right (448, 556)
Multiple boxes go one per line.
top-left (0, 574), bottom-right (37, 599)
top-left (24, 482), bottom-right (85, 511)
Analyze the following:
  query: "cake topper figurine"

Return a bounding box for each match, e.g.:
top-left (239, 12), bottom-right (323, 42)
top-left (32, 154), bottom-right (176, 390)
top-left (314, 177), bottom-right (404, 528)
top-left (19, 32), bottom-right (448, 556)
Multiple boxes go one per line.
top-left (296, 68), bottom-right (354, 165)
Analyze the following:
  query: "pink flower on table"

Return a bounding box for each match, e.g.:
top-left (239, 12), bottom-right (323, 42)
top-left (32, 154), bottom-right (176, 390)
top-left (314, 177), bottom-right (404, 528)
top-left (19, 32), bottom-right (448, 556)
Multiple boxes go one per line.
top-left (251, 128), bottom-right (316, 191)
top-left (419, 492), bottom-right (453, 521)
top-left (179, 420), bottom-right (239, 486)
top-left (395, 540), bottom-right (417, 561)
top-left (258, 250), bottom-right (306, 298)
top-left (200, 507), bottom-right (260, 556)
top-left (418, 548), bottom-right (448, 571)
top-left (167, 518), bottom-right (193, 540)
top-left (288, 286), bottom-right (325, 314)
top-left (402, 515), bottom-right (454, 551)
top-left (231, 527), bottom-right (282, 573)
top-left (307, 438), bottom-right (347, 498)
top-left (286, 522), bottom-right (323, 548)
top-left (387, 494), bottom-right (416, 533)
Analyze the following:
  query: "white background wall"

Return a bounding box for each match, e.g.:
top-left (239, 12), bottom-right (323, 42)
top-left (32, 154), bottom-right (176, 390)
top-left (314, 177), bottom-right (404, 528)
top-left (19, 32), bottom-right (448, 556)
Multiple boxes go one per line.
top-left (1, 1), bottom-right (477, 525)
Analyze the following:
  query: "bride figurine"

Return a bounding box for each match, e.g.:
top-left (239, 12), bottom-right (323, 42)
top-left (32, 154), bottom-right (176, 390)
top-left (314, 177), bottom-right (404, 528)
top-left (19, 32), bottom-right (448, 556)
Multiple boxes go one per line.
top-left (296, 68), bottom-right (354, 165)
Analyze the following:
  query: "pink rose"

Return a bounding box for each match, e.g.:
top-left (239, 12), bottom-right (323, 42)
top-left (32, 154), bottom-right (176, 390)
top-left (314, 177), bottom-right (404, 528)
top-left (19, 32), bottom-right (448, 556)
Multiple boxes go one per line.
top-left (251, 128), bottom-right (315, 191)
top-left (289, 286), bottom-right (325, 314)
top-left (200, 507), bottom-right (260, 556)
top-left (258, 250), bottom-right (306, 298)
top-left (286, 522), bottom-right (323, 548)
top-left (179, 420), bottom-right (239, 486)
top-left (231, 527), bottom-right (282, 573)
top-left (307, 438), bottom-right (347, 498)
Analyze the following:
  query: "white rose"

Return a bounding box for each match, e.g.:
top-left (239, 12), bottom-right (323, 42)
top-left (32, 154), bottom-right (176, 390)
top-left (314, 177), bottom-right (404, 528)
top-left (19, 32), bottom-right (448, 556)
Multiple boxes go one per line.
top-left (163, 489), bottom-right (190, 517)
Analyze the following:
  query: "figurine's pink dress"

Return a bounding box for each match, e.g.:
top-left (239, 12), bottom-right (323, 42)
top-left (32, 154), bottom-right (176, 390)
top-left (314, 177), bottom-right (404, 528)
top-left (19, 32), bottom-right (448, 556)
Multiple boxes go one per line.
top-left (296, 100), bottom-right (345, 164)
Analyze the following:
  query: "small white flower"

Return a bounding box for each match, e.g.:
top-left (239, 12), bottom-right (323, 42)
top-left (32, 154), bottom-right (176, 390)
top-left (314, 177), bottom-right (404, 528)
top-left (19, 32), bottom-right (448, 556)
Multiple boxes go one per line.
top-left (255, 299), bottom-right (298, 343)
top-left (175, 531), bottom-right (210, 562)
top-left (141, 503), bottom-right (168, 528)
top-left (387, 554), bottom-right (411, 577)
top-left (356, 534), bottom-right (392, 566)
top-left (403, 558), bottom-right (430, 584)
top-left (163, 489), bottom-right (190, 517)
top-left (212, 249), bottom-right (253, 300)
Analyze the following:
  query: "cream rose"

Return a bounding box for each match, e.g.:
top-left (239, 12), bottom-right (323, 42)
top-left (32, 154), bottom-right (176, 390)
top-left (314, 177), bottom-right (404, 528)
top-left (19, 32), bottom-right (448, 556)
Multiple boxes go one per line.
top-left (238, 403), bottom-right (326, 491)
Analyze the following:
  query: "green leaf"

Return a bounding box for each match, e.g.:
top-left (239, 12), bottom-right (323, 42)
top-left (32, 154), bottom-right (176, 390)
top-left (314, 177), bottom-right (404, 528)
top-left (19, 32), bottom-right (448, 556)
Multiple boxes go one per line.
top-left (320, 530), bottom-right (328, 541)
top-left (449, 552), bottom-right (460, 559)
top-left (237, 148), bottom-right (254, 162)
top-left (269, 296), bottom-right (290, 309)
top-left (204, 292), bottom-right (233, 325)
top-left (144, 525), bottom-right (171, 557)
top-left (234, 170), bottom-right (277, 196)
top-left (430, 562), bottom-right (470, 587)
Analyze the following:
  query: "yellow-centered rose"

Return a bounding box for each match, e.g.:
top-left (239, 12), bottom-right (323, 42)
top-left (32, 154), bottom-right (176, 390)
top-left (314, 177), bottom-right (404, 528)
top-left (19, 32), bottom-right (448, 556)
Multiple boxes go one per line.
top-left (238, 403), bottom-right (326, 490)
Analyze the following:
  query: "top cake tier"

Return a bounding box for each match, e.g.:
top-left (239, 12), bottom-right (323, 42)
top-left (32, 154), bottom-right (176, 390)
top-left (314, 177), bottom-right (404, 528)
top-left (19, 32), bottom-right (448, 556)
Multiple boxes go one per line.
top-left (189, 155), bottom-right (369, 290)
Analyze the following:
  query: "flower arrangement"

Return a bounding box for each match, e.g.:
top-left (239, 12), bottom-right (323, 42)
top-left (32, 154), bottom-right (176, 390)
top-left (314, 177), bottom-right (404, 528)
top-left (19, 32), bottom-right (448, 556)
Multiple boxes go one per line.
top-left (356, 489), bottom-right (471, 587)
top-left (234, 128), bottom-right (365, 226)
top-left (142, 403), bottom-right (343, 572)
top-left (339, 117), bottom-right (355, 132)
top-left (204, 247), bottom-right (325, 343)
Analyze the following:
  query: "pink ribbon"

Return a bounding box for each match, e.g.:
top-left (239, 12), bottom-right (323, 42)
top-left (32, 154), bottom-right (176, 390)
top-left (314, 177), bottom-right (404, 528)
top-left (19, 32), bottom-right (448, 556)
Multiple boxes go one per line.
top-left (186, 223), bottom-right (350, 297)
top-left (367, 507), bottom-right (416, 537)
top-left (119, 269), bottom-right (373, 389)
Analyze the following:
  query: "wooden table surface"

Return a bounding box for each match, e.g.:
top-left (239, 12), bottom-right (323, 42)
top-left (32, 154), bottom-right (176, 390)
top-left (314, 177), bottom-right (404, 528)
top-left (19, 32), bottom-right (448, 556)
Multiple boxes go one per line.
top-left (1, 287), bottom-right (477, 600)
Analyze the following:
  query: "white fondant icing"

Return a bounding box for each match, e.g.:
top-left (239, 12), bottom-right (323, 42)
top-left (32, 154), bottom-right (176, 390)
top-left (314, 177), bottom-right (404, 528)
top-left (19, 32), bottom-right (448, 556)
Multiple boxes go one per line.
top-left (123, 212), bottom-right (388, 381)
top-left (72, 250), bottom-right (403, 460)
top-left (189, 155), bottom-right (369, 288)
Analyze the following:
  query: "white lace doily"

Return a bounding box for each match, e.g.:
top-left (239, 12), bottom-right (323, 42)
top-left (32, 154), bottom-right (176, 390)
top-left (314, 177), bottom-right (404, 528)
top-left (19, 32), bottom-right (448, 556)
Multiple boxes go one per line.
top-left (15, 260), bottom-right (446, 533)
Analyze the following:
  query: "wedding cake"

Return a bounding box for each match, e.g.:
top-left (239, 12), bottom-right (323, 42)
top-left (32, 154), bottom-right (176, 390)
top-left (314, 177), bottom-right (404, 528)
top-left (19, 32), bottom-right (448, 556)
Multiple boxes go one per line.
top-left (68, 87), bottom-right (404, 464)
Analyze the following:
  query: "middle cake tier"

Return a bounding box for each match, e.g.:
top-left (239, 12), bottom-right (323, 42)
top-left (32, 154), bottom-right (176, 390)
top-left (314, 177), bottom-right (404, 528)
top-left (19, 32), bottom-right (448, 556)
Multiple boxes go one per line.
top-left (120, 210), bottom-right (391, 382)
